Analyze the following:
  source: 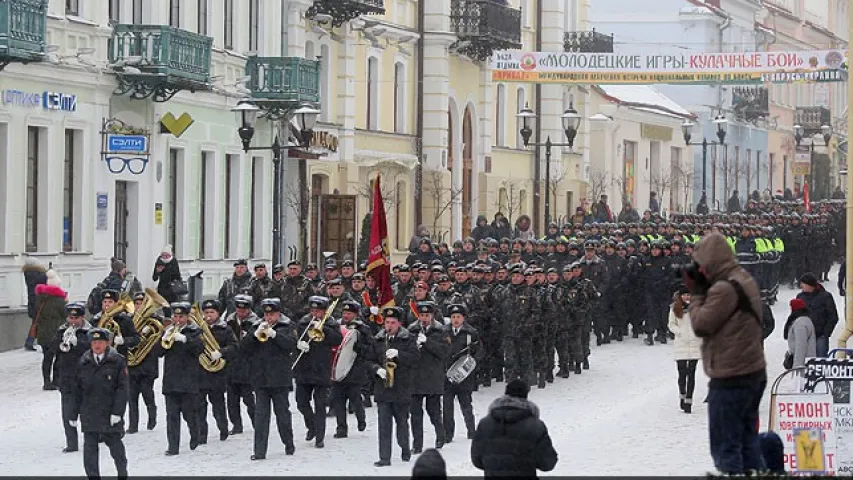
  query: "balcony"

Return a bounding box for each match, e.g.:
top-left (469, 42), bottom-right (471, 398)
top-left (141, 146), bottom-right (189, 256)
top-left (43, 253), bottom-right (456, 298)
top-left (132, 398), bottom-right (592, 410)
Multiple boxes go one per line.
top-left (795, 106), bottom-right (831, 136)
top-left (564, 29), bottom-right (614, 53)
top-left (450, 0), bottom-right (522, 62)
top-left (0, 0), bottom-right (47, 71)
top-left (108, 24), bottom-right (212, 102)
top-left (731, 86), bottom-right (768, 124)
top-left (307, 0), bottom-right (385, 27)
top-left (246, 57), bottom-right (320, 118)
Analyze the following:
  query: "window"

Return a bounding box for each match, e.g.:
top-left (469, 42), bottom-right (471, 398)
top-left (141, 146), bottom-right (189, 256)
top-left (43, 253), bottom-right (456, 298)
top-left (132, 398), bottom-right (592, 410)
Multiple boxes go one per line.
top-left (65, 0), bottom-right (79, 15)
top-left (199, 152), bottom-right (211, 259)
top-left (495, 84), bottom-right (506, 147)
top-left (394, 62), bottom-right (405, 133)
top-left (250, 157), bottom-right (263, 258)
top-left (26, 127), bottom-right (39, 252)
top-left (168, 149), bottom-right (179, 253)
top-left (516, 87), bottom-right (526, 148)
top-left (249, 0), bottom-right (260, 52)
top-left (367, 57), bottom-right (378, 129)
top-left (109, 0), bottom-right (120, 24)
top-left (63, 130), bottom-right (77, 252)
top-left (566, 191), bottom-right (574, 216)
top-left (169, 0), bottom-right (180, 28)
top-left (198, 0), bottom-right (208, 35)
top-left (224, 154), bottom-right (237, 258)
top-left (395, 181), bottom-right (406, 249)
top-left (498, 187), bottom-right (508, 213)
top-left (132, 0), bottom-right (143, 23)
top-left (224, 0), bottom-right (234, 50)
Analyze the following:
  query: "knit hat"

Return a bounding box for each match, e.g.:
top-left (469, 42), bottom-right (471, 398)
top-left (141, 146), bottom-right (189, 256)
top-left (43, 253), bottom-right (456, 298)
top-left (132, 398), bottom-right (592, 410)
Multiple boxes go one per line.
top-left (759, 432), bottom-right (785, 474)
top-left (790, 298), bottom-right (807, 311)
top-left (161, 244), bottom-right (173, 257)
top-left (46, 269), bottom-right (62, 287)
top-left (505, 378), bottom-right (530, 399)
top-left (411, 448), bottom-right (447, 479)
top-left (110, 257), bottom-right (126, 273)
top-left (799, 273), bottom-right (819, 288)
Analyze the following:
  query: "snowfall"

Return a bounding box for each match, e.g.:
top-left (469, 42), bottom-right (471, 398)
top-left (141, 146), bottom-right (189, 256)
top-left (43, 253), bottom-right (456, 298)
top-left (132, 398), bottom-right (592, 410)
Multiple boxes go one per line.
top-left (0, 271), bottom-right (845, 476)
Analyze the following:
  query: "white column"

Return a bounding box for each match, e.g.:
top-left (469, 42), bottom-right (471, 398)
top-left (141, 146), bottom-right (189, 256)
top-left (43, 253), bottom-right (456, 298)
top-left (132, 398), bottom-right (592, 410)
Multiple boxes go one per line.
top-left (337, 24), bottom-right (356, 163)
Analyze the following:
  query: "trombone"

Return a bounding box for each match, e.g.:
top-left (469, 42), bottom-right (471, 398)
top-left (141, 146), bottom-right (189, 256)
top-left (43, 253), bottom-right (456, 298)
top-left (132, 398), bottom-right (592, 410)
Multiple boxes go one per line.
top-left (292, 298), bottom-right (339, 367)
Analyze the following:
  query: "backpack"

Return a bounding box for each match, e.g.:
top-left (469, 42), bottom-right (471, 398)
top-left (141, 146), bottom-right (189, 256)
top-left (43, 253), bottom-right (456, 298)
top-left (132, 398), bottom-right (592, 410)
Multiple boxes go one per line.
top-left (724, 279), bottom-right (773, 338)
top-left (87, 281), bottom-right (107, 315)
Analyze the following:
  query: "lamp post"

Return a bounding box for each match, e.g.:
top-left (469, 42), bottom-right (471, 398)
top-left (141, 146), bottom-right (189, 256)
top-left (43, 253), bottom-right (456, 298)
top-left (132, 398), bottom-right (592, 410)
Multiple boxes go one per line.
top-left (681, 114), bottom-right (728, 196)
top-left (233, 99), bottom-right (320, 266)
top-left (517, 103), bottom-right (582, 226)
top-left (794, 123), bottom-right (832, 199)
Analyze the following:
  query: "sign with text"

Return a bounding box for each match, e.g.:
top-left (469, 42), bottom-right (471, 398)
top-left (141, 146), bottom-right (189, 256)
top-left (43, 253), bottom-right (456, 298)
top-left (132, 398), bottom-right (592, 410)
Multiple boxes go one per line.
top-left (1, 89), bottom-right (78, 111)
top-left (794, 428), bottom-right (826, 473)
top-left (96, 193), bottom-right (108, 231)
top-left (107, 134), bottom-right (148, 153)
top-left (490, 50), bottom-right (848, 85)
top-left (772, 394), bottom-right (837, 474)
top-left (805, 357), bottom-right (853, 475)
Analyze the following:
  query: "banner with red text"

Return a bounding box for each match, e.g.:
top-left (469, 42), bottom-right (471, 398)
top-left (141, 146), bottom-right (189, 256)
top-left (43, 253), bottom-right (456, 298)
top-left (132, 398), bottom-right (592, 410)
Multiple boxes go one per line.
top-left (772, 393), bottom-right (837, 474)
top-left (490, 50), bottom-right (848, 85)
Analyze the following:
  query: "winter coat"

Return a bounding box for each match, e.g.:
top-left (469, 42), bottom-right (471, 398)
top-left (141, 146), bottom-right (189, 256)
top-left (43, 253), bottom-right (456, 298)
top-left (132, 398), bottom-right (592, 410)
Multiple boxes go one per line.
top-left (491, 218), bottom-right (512, 241)
top-left (198, 319), bottom-right (239, 392)
top-left (591, 201), bottom-right (613, 222)
top-left (796, 286), bottom-right (839, 338)
top-left (727, 195), bottom-right (741, 213)
top-left (470, 396), bottom-right (558, 477)
top-left (225, 311), bottom-right (259, 385)
top-left (241, 315), bottom-right (297, 390)
top-left (101, 271), bottom-right (125, 292)
top-left (471, 216), bottom-right (496, 243)
top-left (617, 208), bottom-right (640, 223)
top-left (70, 347), bottom-right (129, 434)
top-left (649, 197), bottom-right (660, 213)
top-left (21, 262), bottom-right (47, 319)
top-left (445, 322), bottom-right (483, 393)
top-left (51, 322), bottom-right (92, 391)
top-left (218, 273), bottom-right (253, 315)
top-left (688, 233), bottom-right (766, 381)
top-left (34, 284), bottom-right (67, 348)
top-left (335, 319), bottom-right (376, 385)
top-left (513, 216), bottom-right (536, 241)
top-left (152, 257), bottom-right (182, 303)
top-left (408, 320), bottom-right (450, 395)
top-left (369, 327), bottom-right (420, 403)
top-left (92, 311), bottom-right (140, 359)
top-left (668, 307), bottom-right (701, 361)
top-left (784, 311), bottom-right (816, 369)
top-left (128, 316), bottom-right (163, 379)
top-left (158, 323), bottom-right (204, 394)
top-left (409, 225), bottom-right (431, 254)
top-left (293, 314), bottom-right (343, 387)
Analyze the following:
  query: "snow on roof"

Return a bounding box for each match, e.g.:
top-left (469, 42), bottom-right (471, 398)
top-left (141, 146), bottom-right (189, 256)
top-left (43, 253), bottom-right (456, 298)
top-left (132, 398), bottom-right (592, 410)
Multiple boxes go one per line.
top-left (595, 85), bottom-right (695, 119)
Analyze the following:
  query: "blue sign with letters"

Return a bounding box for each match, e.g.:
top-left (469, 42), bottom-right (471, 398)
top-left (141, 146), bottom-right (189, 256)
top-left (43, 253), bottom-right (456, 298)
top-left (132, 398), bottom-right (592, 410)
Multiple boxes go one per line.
top-left (107, 134), bottom-right (148, 153)
top-left (0, 90), bottom-right (77, 111)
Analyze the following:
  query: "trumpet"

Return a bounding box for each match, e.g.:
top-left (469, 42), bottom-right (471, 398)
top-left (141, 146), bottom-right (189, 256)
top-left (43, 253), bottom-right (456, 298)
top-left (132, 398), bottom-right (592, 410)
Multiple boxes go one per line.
top-left (255, 321), bottom-right (272, 343)
top-left (160, 324), bottom-right (184, 350)
top-left (292, 298), bottom-right (339, 367)
top-left (59, 326), bottom-right (78, 353)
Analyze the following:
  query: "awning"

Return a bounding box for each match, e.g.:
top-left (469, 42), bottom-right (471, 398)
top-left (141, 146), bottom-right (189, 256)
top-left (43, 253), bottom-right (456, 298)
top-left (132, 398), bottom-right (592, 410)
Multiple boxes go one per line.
top-left (353, 150), bottom-right (420, 170)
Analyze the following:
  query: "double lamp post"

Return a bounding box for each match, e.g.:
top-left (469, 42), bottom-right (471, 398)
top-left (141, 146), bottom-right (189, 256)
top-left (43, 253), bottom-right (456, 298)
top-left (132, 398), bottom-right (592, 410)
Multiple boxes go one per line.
top-left (681, 114), bottom-right (728, 195)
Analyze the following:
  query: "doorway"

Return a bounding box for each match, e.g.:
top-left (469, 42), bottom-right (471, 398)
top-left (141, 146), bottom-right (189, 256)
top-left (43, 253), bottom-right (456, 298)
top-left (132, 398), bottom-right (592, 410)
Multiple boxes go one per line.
top-left (462, 107), bottom-right (473, 238)
top-left (114, 181), bottom-right (129, 262)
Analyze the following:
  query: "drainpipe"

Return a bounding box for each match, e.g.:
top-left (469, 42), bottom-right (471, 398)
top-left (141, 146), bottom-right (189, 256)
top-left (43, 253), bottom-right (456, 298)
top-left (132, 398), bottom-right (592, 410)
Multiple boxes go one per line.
top-left (414, 0), bottom-right (425, 228)
top-left (533, 0), bottom-right (543, 232)
top-left (715, 12), bottom-right (732, 204)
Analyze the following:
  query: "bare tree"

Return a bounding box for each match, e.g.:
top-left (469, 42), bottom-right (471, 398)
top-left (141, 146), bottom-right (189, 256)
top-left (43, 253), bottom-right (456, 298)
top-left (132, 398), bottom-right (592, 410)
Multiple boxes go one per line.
top-left (610, 172), bottom-right (629, 206)
top-left (494, 178), bottom-right (529, 226)
top-left (547, 166), bottom-right (569, 222)
top-left (586, 166), bottom-right (611, 207)
top-left (671, 163), bottom-right (696, 213)
top-left (423, 170), bottom-right (463, 243)
top-left (717, 160), bottom-right (749, 204)
top-left (353, 162), bottom-right (406, 213)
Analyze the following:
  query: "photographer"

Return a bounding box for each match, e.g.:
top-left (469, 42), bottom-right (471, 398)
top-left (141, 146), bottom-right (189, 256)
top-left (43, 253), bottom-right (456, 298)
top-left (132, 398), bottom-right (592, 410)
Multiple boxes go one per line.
top-left (682, 233), bottom-right (767, 475)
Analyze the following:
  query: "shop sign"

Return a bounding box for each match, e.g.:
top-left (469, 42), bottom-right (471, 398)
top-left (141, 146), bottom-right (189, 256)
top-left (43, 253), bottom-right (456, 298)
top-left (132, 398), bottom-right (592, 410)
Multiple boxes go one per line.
top-left (107, 134), bottom-right (148, 153)
top-left (96, 193), bottom-right (109, 231)
top-left (0, 89), bottom-right (77, 112)
top-left (641, 124), bottom-right (672, 142)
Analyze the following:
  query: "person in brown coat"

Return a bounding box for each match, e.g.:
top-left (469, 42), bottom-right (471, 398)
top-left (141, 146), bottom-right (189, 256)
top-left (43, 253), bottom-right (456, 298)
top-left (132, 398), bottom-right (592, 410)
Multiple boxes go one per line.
top-left (685, 232), bottom-right (767, 475)
top-left (36, 270), bottom-right (68, 390)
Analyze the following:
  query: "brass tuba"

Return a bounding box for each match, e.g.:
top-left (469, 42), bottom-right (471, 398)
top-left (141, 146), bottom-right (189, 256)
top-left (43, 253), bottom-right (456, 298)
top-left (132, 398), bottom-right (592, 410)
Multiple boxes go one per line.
top-left (98, 292), bottom-right (135, 342)
top-left (194, 305), bottom-right (227, 373)
top-left (383, 336), bottom-right (396, 388)
top-left (127, 288), bottom-right (168, 367)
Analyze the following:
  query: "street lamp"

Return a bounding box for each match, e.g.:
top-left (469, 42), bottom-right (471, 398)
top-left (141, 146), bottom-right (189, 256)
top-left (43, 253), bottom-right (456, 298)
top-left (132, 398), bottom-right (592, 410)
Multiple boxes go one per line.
top-left (682, 113), bottom-right (728, 197)
top-left (516, 103), bottom-right (582, 227)
top-left (794, 123), bottom-right (832, 199)
top-left (232, 98), bottom-right (319, 266)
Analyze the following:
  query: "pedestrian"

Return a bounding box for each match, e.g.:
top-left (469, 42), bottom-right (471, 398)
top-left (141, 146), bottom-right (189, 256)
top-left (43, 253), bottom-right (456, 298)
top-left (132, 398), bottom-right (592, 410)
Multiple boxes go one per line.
top-left (470, 379), bottom-right (558, 477)
top-left (153, 245), bottom-right (183, 307)
top-left (21, 257), bottom-right (48, 350)
top-left (783, 298), bottom-right (816, 369)
top-left (35, 269), bottom-right (67, 390)
top-left (685, 232), bottom-right (767, 475)
top-left (411, 448), bottom-right (446, 479)
top-left (696, 191), bottom-right (710, 215)
top-left (667, 285), bottom-right (700, 413)
top-left (649, 191), bottom-right (660, 213)
top-left (796, 272), bottom-right (839, 357)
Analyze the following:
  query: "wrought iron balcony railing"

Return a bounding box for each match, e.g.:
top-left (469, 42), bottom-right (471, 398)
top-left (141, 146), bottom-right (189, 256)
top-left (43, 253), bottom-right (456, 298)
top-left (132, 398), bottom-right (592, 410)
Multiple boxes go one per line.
top-left (450, 0), bottom-right (522, 62)
top-left (0, 0), bottom-right (48, 70)
top-left (564, 29), bottom-right (614, 53)
top-left (246, 57), bottom-right (320, 117)
top-left (307, 0), bottom-right (385, 27)
top-left (109, 25), bottom-right (212, 85)
top-left (731, 86), bottom-right (769, 123)
top-left (795, 106), bottom-right (832, 135)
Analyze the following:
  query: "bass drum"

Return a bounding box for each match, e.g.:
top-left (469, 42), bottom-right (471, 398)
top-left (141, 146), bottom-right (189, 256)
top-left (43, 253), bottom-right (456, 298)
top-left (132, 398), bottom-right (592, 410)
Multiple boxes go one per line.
top-left (331, 326), bottom-right (359, 382)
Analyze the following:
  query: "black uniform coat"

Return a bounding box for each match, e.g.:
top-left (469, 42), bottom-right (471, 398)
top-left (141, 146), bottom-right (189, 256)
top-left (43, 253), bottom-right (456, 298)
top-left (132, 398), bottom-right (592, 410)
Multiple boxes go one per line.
top-left (91, 311), bottom-right (140, 359)
top-left (470, 396), bottom-right (559, 477)
top-left (241, 315), bottom-right (297, 390)
top-left (408, 319), bottom-right (450, 395)
top-left (158, 323), bottom-right (204, 394)
top-left (293, 314), bottom-right (343, 387)
top-left (128, 316), bottom-right (163, 378)
top-left (51, 323), bottom-right (92, 392)
top-left (335, 319), bottom-right (375, 386)
top-left (368, 328), bottom-right (420, 403)
top-left (225, 311), bottom-right (258, 385)
top-left (198, 319), bottom-right (239, 392)
top-left (70, 347), bottom-right (129, 434)
top-left (445, 323), bottom-right (483, 393)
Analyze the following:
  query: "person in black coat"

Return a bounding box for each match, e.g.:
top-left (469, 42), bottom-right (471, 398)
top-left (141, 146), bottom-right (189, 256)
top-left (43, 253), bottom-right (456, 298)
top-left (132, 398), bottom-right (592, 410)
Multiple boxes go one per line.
top-left (152, 245), bottom-right (183, 305)
top-left (92, 289), bottom-right (140, 359)
top-left (408, 302), bottom-right (450, 453)
top-left (126, 291), bottom-right (162, 434)
top-left (225, 294), bottom-right (258, 435)
top-left (797, 272), bottom-right (839, 357)
top-left (293, 296), bottom-right (343, 448)
top-left (443, 304), bottom-right (483, 443)
top-left (331, 301), bottom-right (374, 438)
top-left (51, 303), bottom-right (92, 453)
top-left (69, 328), bottom-right (129, 479)
top-left (470, 379), bottom-right (558, 477)
top-left (242, 298), bottom-right (298, 460)
top-left (196, 300), bottom-right (239, 444)
top-left (21, 258), bottom-right (47, 350)
top-left (159, 301), bottom-right (204, 455)
top-left (369, 307), bottom-right (420, 467)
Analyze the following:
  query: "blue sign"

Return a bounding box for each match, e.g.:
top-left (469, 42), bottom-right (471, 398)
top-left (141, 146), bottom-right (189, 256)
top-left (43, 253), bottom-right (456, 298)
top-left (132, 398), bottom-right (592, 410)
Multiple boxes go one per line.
top-left (43, 91), bottom-right (77, 112)
top-left (96, 193), bottom-right (108, 231)
top-left (0, 89), bottom-right (77, 112)
top-left (107, 134), bottom-right (148, 153)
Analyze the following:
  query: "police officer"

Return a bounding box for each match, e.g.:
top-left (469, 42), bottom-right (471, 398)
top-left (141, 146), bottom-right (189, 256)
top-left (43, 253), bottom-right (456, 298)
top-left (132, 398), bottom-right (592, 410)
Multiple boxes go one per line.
top-left (196, 299), bottom-right (238, 444)
top-left (242, 298), bottom-right (297, 460)
top-left (69, 328), bottom-right (129, 479)
top-left (331, 301), bottom-right (374, 438)
top-left (52, 302), bottom-right (91, 453)
top-left (224, 294), bottom-right (257, 434)
top-left (443, 304), bottom-right (482, 443)
top-left (293, 296), bottom-right (343, 448)
top-left (408, 302), bottom-right (450, 453)
top-left (160, 301), bottom-right (204, 455)
top-left (126, 291), bottom-right (161, 434)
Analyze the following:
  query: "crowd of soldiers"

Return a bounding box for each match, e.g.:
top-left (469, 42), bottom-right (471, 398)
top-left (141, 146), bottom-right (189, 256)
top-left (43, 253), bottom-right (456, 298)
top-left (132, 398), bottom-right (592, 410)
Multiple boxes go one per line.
top-left (46, 199), bottom-right (846, 476)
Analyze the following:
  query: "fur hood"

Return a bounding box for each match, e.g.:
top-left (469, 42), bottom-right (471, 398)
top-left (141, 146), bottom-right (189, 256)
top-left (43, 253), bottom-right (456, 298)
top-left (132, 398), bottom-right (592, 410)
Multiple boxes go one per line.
top-left (35, 284), bottom-right (67, 299)
top-left (21, 260), bottom-right (46, 273)
top-left (487, 395), bottom-right (541, 422)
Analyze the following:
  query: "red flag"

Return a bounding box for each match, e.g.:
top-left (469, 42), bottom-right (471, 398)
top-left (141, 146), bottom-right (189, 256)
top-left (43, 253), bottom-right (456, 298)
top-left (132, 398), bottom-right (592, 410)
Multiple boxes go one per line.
top-left (365, 175), bottom-right (395, 313)
top-left (803, 182), bottom-right (811, 212)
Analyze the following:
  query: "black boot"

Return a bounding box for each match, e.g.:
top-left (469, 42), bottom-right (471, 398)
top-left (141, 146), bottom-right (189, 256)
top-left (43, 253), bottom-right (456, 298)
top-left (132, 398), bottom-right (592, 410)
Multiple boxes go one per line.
top-left (632, 329), bottom-right (640, 339)
top-left (537, 372), bottom-right (546, 389)
top-left (684, 398), bottom-right (692, 414)
top-left (574, 362), bottom-right (582, 375)
top-left (147, 407), bottom-right (157, 431)
top-left (679, 394), bottom-right (686, 412)
top-left (557, 365), bottom-right (570, 378)
top-left (545, 369), bottom-right (554, 383)
top-left (362, 393), bottom-right (372, 408)
top-left (582, 359), bottom-right (589, 370)
top-left (644, 333), bottom-right (654, 346)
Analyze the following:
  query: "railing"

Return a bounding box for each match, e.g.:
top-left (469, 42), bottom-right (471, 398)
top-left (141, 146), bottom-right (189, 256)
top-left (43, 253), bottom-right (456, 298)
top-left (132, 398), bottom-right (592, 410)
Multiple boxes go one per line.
top-left (307, 0), bottom-right (385, 27)
top-left (246, 57), bottom-right (321, 104)
top-left (109, 24), bottom-right (212, 84)
top-left (564, 29), bottom-right (614, 53)
top-left (451, 0), bottom-right (522, 47)
top-left (795, 106), bottom-right (832, 134)
top-left (0, 0), bottom-right (47, 62)
top-left (732, 86), bottom-right (769, 123)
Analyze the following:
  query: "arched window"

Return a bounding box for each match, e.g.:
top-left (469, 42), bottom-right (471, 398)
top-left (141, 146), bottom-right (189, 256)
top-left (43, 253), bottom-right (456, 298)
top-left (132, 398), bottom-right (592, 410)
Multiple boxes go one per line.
top-left (395, 181), bottom-right (406, 249)
top-left (516, 87), bottom-right (526, 148)
top-left (495, 84), bottom-right (506, 147)
top-left (498, 187), bottom-right (508, 213)
top-left (320, 44), bottom-right (330, 122)
top-left (367, 57), bottom-right (379, 129)
top-left (519, 189), bottom-right (528, 216)
top-left (394, 62), bottom-right (405, 133)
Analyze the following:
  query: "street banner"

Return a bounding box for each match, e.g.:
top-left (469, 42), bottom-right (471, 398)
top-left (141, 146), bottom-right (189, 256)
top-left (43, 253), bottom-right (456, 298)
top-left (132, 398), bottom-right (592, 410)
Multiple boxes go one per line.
top-left (365, 174), bottom-right (395, 324)
top-left (804, 357), bottom-right (853, 475)
top-left (490, 50), bottom-right (848, 85)
top-left (772, 393), bottom-right (837, 474)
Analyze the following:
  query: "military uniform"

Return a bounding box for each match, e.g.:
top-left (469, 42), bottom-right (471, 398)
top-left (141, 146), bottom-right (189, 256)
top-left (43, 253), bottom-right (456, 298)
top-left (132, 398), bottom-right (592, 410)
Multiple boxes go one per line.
top-left (407, 303), bottom-right (450, 453)
top-left (52, 303), bottom-right (92, 453)
top-left (331, 302), bottom-right (374, 437)
top-left (196, 299), bottom-right (239, 444)
top-left (225, 295), bottom-right (257, 434)
top-left (497, 271), bottom-right (540, 386)
top-left (443, 304), bottom-right (482, 443)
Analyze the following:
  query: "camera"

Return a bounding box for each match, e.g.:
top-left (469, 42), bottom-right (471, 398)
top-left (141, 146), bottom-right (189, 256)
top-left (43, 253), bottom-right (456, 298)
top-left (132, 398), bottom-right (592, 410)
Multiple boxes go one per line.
top-left (672, 261), bottom-right (701, 280)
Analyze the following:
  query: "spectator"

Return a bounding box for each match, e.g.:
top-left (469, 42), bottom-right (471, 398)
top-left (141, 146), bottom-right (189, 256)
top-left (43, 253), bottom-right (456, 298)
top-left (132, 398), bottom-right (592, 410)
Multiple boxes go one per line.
top-left (409, 225), bottom-right (431, 253)
top-left (838, 258), bottom-right (846, 297)
top-left (616, 201), bottom-right (640, 223)
top-left (686, 232), bottom-right (767, 475)
top-left (696, 192), bottom-right (710, 215)
top-left (796, 273), bottom-right (838, 358)
top-left (668, 286), bottom-right (700, 414)
top-left (21, 257), bottom-right (48, 351)
top-left (491, 213), bottom-right (512, 241)
top-left (35, 269), bottom-right (67, 390)
top-left (783, 188), bottom-right (794, 201)
top-left (759, 432), bottom-right (785, 474)
top-left (591, 195), bottom-right (613, 223)
top-left (649, 191), bottom-right (660, 213)
top-left (471, 215), bottom-right (495, 243)
top-left (412, 449), bottom-right (446, 479)
top-left (571, 207), bottom-right (591, 225)
top-left (152, 245), bottom-right (182, 304)
top-left (513, 215), bottom-right (536, 241)
top-left (104, 258), bottom-right (128, 291)
top-left (727, 190), bottom-right (742, 213)
top-left (470, 379), bottom-right (558, 477)
top-left (832, 185), bottom-right (846, 200)
top-left (783, 298), bottom-right (816, 369)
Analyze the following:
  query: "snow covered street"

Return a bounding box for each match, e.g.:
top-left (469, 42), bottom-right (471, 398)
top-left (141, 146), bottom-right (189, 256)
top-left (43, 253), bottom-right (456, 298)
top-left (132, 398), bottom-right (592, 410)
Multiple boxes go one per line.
top-left (0, 278), bottom-right (843, 476)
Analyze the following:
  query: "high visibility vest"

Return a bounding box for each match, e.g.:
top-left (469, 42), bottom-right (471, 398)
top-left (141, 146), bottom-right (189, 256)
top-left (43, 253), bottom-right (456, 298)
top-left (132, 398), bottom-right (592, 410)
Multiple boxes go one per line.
top-left (774, 238), bottom-right (785, 253)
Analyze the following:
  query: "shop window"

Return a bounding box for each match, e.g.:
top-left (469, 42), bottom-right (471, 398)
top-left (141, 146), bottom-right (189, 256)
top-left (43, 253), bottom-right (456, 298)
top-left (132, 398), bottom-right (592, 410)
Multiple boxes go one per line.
top-left (199, 152), bottom-right (212, 259)
top-left (26, 127), bottom-right (41, 253)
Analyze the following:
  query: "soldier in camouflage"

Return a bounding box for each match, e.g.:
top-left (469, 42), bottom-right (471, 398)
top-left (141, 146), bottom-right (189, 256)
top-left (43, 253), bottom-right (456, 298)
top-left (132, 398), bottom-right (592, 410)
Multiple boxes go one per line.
top-left (217, 259), bottom-right (253, 318)
top-left (496, 265), bottom-right (540, 387)
top-left (279, 261), bottom-right (312, 320)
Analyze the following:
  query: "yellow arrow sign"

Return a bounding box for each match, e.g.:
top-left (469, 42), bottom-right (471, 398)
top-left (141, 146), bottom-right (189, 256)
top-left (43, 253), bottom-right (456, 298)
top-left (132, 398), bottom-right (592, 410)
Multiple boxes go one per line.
top-left (160, 112), bottom-right (194, 138)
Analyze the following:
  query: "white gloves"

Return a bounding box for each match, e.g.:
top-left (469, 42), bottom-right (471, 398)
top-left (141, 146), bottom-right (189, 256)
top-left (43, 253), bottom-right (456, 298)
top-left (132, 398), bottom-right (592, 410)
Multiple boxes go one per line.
top-left (68, 419), bottom-right (78, 428)
top-left (417, 332), bottom-right (427, 345)
top-left (369, 306), bottom-right (380, 316)
top-left (209, 350), bottom-right (222, 361)
top-left (141, 326), bottom-right (152, 335)
top-left (110, 415), bottom-right (122, 426)
top-left (376, 368), bottom-right (387, 380)
top-left (113, 335), bottom-right (124, 346)
top-left (266, 328), bottom-right (277, 339)
top-left (297, 341), bottom-right (310, 353)
top-left (68, 335), bottom-right (78, 346)
top-left (385, 348), bottom-right (398, 360)
top-left (309, 320), bottom-right (320, 329)
top-left (174, 333), bottom-right (187, 343)
top-left (163, 326), bottom-right (174, 337)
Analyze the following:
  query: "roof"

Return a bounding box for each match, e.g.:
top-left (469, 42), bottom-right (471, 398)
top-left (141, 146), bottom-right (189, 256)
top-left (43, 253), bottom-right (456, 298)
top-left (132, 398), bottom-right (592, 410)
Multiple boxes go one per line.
top-left (594, 85), bottom-right (696, 120)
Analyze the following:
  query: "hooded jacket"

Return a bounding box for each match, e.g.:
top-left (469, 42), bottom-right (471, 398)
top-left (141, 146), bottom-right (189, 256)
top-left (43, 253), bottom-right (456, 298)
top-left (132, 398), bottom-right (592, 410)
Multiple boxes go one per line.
top-left (471, 215), bottom-right (496, 243)
top-left (784, 309), bottom-right (816, 369)
top-left (796, 285), bottom-right (839, 338)
top-left (470, 395), bottom-right (558, 477)
top-left (21, 261), bottom-right (47, 318)
top-left (688, 233), bottom-right (766, 382)
top-left (34, 284), bottom-right (67, 348)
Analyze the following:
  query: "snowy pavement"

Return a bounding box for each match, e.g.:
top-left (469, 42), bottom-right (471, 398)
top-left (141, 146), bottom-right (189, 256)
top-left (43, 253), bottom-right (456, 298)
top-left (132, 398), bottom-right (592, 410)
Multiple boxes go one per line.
top-left (0, 275), bottom-right (844, 476)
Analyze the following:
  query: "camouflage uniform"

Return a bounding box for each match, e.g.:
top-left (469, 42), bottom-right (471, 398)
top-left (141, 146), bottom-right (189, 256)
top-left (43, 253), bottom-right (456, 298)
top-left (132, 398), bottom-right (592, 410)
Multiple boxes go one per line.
top-left (217, 273), bottom-right (253, 317)
top-left (497, 282), bottom-right (540, 386)
top-left (279, 275), bottom-right (312, 320)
